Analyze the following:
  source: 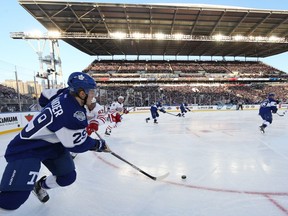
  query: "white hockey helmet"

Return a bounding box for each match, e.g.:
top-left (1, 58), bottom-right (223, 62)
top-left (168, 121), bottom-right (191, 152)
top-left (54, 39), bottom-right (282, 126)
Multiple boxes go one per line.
top-left (118, 96), bottom-right (124, 100)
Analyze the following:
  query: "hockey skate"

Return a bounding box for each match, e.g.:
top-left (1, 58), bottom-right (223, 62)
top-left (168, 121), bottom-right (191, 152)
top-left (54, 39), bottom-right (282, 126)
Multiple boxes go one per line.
top-left (176, 113), bottom-right (181, 117)
top-left (154, 119), bottom-right (158, 124)
top-left (33, 176), bottom-right (49, 203)
top-left (105, 129), bottom-right (111, 136)
top-left (145, 118), bottom-right (150, 123)
top-left (259, 125), bottom-right (265, 133)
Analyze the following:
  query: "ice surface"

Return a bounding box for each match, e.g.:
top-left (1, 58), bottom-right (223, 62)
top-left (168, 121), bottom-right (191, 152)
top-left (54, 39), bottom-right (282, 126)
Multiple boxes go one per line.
top-left (1, 110), bottom-right (288, 216)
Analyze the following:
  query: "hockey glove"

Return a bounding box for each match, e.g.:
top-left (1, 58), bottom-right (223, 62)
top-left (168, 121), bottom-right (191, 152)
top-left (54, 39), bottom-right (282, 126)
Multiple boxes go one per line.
top-left (123, 108), bottom-right (129, 114)
top-left (86, 120), bottom-right (99, 136)
top-left (159, 108), bottom-right (166, 113)
top-left (92, 139), bottom-right (110, 152)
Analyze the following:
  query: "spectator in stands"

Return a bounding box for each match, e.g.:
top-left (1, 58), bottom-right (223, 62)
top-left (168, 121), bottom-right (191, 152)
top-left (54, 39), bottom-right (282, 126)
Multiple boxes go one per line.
top-left (1, 105), bottom-right (9, 113)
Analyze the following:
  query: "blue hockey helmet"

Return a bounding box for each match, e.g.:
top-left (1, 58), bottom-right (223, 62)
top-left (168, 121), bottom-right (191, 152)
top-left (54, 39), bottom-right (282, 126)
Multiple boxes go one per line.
top-left (268, 93), bottom-right (275, 98)
top-left (67, 72), bottom-right (96, 94)
top-left (156, 101), bottom-right (162, 107)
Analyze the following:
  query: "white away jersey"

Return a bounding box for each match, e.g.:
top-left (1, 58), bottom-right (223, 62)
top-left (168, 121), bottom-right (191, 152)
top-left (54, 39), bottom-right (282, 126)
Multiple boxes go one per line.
top-left (108, 101), bottom-right (124, 115)
top-left (85, 103), bottom-right (106, 126)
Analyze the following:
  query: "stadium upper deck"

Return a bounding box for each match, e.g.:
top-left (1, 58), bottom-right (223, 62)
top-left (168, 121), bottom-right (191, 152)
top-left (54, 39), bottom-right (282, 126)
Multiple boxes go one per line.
top-left (17, 0), bottom-right (288, 58)
top-left (83, 60), bottom-right (286, 85)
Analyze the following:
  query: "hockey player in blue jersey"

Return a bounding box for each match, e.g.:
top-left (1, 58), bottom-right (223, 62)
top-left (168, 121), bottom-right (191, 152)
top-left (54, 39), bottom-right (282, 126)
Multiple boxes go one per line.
top-left (0, 72), bottom-right (109, 211)
top-left (145, 101), bottom-right (166, 124)
top-left (258, 93), bottom-right (278, 133)
top-left (177, 102), bottom-right (191, 117)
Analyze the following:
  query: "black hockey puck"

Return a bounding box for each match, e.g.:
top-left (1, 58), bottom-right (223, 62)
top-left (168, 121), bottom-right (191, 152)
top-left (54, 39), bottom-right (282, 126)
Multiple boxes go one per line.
top-left (181, 175), bottom-right (186, 179)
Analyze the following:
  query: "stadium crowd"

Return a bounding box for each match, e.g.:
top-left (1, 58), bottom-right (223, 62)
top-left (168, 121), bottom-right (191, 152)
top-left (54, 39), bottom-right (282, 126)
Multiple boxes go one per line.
top-left (1, 58), bottom-right (288, 113)
top-left (0, 84), bottom-right (34, 112)
top-left (85, 60), bottom-right (283, 77)
top-left (1, 82), bottom-right (288, 113)
top-left (98, 84), bottom-right (288, 107)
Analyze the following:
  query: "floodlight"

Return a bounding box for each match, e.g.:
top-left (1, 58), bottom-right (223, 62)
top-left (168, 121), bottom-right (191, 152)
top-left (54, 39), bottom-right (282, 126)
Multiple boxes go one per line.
top-left (268, 36), bottom-right (279, 42)
top-left (174, 33), bottom-right (184, 40)
top-left (48, 31), bottom-right (61, 38)
top-left (110, 32), bottom-right (126, 39)
top-left (29, 30), bottom-right (43, 38)
top-left (213, 34), bottom-right (224, 41)
top-left (132, 32), bottom-right (142, 39)
top-left (144, 34), bottom-right (152, 39)
top-left (155, 33), bottom-right (165, 40)
top-left (255, 36), bottom-right (264, 41)
top-left (233, 35), bottom-right (244, 41)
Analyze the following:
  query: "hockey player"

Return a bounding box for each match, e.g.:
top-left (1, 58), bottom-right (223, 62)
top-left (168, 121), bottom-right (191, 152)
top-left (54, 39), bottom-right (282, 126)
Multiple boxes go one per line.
top-left (177, 102), bottom-right (191, 117)
top-left (39, 88), bottom-right (105, 137)
top-left (105, 96), bottom-right (128, 135)
top-left (0, 72), bottom-right (109, 211)
top-left (71, 97), bottom-right (106, 159)
top-left (85, 97), bottom-right (106, 136)
top-left (38, 84), bottom-right (106, 159)
top-left (38, 87), bottom-right (67, 108)
top-left (258, 93), bottom-right (278, 133)
top-left (146, 101), bottom-right (166, 124)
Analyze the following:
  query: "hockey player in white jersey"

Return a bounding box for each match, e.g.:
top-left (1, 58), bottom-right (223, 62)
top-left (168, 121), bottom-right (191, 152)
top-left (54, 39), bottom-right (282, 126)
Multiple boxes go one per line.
top-left (0, 72), bottom-right (109, 211)
top-left (70, 97), bottom-right (106, 159)
top-left (85, 97), bottom-right (106, 136)
top-left (105, 96), bottom-right (128, 135)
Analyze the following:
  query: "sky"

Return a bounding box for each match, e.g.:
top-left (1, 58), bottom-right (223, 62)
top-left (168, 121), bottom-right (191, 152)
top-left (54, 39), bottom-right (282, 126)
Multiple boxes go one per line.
top-left (0, 0), bottom-right (288, 84)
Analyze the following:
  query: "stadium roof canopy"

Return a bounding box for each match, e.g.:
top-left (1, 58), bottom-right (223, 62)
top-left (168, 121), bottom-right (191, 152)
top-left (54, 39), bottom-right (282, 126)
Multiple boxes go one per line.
top-left (17, 0), bottom-right (288, 58)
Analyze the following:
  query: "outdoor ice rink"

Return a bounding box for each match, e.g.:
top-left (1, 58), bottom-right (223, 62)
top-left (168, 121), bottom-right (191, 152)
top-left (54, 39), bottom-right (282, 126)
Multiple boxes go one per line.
top-left (1, 109), bottom-right (288, 216)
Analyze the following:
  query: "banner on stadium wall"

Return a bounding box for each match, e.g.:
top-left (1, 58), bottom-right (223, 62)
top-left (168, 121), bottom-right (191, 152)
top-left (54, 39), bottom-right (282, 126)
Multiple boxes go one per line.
top-left (0, 113), bottom-right (21, 130)
top-left (134, 104), bottom-right (260, 113)
top-left (0, 112), bottom-right (38, 135)
top-left (0, 105), bottom-right (268, 135)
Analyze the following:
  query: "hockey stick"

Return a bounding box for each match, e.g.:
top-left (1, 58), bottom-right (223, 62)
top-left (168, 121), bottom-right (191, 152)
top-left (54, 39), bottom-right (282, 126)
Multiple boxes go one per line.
top-left (165, 112), bottom-right (180, 117)
top-left (276, 112), bottom-right (285, 117)
top-left (120, 106), bottom-right (135, 116)
top-left (95, 132), bottom-right (169, 181)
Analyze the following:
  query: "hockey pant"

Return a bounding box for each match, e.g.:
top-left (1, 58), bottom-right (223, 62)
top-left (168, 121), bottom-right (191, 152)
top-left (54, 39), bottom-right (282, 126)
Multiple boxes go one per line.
top-left (0, 150), bottom-right (76, 210)
top-left (259, 113), bottom-right (273, 127)
top-left (106, 113), bottom-right (121, 132)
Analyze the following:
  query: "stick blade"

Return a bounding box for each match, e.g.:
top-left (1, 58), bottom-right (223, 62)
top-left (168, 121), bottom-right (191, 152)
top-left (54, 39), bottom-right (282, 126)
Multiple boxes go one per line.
top-left (153, 172), bottom-right (169, 181)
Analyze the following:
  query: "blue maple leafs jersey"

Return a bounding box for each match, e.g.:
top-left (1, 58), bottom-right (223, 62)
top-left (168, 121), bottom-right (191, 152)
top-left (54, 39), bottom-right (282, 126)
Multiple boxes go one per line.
top-left (180, 103), bottom-right (188, 112)
top-left (4, 89), bottom-right (96, 161)
top-left (259, 98), bottom-right (278, 116)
